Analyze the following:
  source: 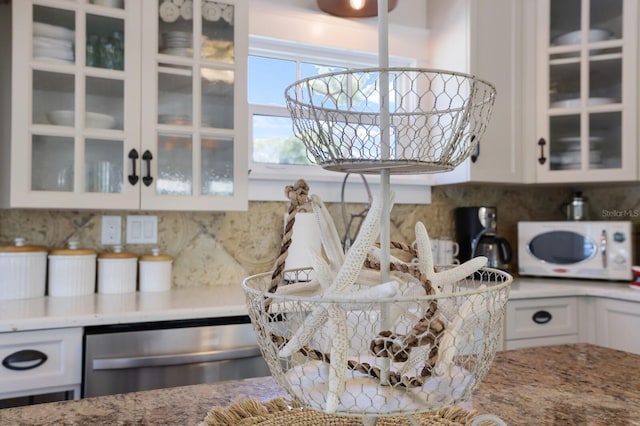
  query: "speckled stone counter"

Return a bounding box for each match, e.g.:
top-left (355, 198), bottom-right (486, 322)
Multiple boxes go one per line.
top-left (1, 343), bottom-right (639, 425)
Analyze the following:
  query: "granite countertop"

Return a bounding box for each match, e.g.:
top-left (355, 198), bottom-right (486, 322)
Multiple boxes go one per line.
top-left (1, 277), bottom-right (639, 332)
top-left (1, 343), bottom-right (639, 425)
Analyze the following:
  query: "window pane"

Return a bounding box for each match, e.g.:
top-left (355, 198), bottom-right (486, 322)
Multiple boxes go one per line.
top-left (252, 114), bottom-right (311, 165)
top-left (300, 62), bottom-right (345, 79)
top-left (248, 56), bottom-right (296, 105)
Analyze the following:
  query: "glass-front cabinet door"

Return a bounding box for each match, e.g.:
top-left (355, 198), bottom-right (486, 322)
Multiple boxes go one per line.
top-left (140, 0), bottom-right (247, 210)
top-left (536, 0), bottom-right (637, 183)
top-left (11, 0), bottom-right (141, 209)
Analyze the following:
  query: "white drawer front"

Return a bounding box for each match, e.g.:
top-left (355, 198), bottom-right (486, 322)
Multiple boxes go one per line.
top-left (506, 297), bottom-right (578, 340)
top-left (0, 328), bottom-right (82, 396)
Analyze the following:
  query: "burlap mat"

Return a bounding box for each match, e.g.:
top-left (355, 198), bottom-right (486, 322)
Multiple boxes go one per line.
top-left (200, 397), bottom-right (489, 425)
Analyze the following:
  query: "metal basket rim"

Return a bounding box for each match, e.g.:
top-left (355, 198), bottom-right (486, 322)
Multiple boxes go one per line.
top-left (242, 266), bottom-right (513, 304)
top-left (284, 66), bottom-right (497, 99)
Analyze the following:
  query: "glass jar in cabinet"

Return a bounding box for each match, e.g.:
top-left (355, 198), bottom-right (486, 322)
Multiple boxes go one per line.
top-left (535, 0), bottom-right (638, 183)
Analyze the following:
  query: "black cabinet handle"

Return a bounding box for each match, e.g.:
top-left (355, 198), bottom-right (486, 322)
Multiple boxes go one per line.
top-left (142, 150), bottom-right (154, 187)
top-left (128, 149), bottom-right (139, 185)
top-left (537, 138), bottom-right (547, 165)
top-left (471, 135), bottom-right (479, 163)
top-left (2, 349), bottom-right (48, 371)
top-left (532, 310), bottom-right (552, 324)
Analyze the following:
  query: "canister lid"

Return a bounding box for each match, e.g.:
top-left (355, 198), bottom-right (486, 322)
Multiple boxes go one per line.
top-left (49, 240), bottom-right (96, 256)
top-left (98, 245), bottom-right (137, 260)
top-left (0, 238), bottom-right (48, 253)
top-left (139, 247), bottom-right (172, 262)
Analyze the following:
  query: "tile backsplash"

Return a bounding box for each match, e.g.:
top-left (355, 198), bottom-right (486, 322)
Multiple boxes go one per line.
top-left (0, 183), bottom-right (638, 289)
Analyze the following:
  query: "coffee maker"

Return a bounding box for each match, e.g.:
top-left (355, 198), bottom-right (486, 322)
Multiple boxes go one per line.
top-left (454, 206), bottom-right (512, 270)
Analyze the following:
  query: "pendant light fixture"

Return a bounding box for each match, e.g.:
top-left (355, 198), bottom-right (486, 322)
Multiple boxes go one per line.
top-left (316, 0), bottom-right (398, 18)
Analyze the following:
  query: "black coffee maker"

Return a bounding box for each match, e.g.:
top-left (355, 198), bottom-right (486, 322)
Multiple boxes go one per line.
top-left (454, 206), bottom-right (512, 270)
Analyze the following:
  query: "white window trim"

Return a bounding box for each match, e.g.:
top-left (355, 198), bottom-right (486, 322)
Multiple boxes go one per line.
top-left (247, 3), bottom-right (433, 204)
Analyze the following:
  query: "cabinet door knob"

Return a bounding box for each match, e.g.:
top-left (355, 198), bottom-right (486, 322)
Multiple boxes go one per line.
top-left (2, 349), bottom-right (48, 371)
top-left (128, 149), bottom-right (140, 185)
top-left (142, 150), bottom-right (154, 187)
top-left (532, 310), bottom-right (552, 324)
top-left (537, 138), bottom-right (547, 165)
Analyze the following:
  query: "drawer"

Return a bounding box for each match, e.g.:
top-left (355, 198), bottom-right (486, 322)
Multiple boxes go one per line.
top-left (0, 328), bottom-right (82, 396)
top-left (505, 297), bottom-right (578, 340)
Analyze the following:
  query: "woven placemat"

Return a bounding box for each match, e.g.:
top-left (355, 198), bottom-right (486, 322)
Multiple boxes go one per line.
top-left (200, 397), bottom-right (487, 426)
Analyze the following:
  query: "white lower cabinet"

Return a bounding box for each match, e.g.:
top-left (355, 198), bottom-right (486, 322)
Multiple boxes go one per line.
top-left (594, 298), bottom-right (640, 355)
top-left (504, 297), bottom-right (579, 350)
top-left (0, 327), bottom-right (82, 403)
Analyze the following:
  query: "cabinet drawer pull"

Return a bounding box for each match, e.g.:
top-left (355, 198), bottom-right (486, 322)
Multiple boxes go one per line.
top-left (470, 135), bottom-right (479, 163)
top-left (2, 349), bottom-right (48, 371)
top-left (128, 149), bottom-right (139, 185)
top-left (142, 150), bottom-right (154, 187)
top-left (532, 310), bottom-right (552, 324)
top-left (537, 138), bottom-right (547, 165)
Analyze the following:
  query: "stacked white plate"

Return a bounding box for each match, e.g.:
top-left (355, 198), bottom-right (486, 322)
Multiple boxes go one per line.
top-left (33, 22), bottom-right (75, 63)
top-left (160, 31), bottom-right (192, 56)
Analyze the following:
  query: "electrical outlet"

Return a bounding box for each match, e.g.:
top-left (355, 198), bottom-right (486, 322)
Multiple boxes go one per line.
top-left (126, 215), bottom-right (158, 244)
top-left (101, 216), bottom-right (122, 245)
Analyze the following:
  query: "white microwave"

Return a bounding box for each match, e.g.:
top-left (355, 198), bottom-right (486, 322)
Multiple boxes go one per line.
top-left (518, 221), bottom-right (633, 281)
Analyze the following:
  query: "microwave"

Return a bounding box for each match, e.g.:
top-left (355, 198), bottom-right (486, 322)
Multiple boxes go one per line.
top-left (518, 221), bottom-right (633, 281)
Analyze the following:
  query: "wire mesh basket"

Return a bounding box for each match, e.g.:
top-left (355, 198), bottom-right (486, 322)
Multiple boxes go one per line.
top-left (242, 266), bottom-right (511, 418)
top-left (284, 68), bottom-right (496, 174)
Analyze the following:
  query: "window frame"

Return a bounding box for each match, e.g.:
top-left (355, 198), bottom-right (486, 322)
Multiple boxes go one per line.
top-left (247, 36), bottom-right (433, 204)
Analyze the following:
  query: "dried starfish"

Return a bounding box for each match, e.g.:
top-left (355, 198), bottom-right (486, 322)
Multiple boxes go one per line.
top-left (278, 190), bottom-right (395, 413)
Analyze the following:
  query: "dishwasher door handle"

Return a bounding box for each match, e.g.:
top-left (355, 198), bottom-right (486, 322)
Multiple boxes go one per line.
top-left (92, 345), bottom-right (262, 370)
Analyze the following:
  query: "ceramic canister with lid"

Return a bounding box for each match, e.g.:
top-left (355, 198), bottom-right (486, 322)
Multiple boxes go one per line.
top-left (139, 248), bottom-right (173, 292)
top-left (97, 245), bottom-right (138, 294)
top-left (0, 238), bottom-right (48, 300)
top-left (48, 241), bottom-right (97, 297)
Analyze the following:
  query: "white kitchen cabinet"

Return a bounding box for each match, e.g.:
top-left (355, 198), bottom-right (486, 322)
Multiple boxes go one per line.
top-left (426, 0), bottom-right (525, 185)
top-left (595, 297), bottom-right (640, 355)
top-left (532, 0), bottom-right (638, 183)
top-left (0, 327), bottom-right (82, 402)
top-left (504, 296), bottom-right (579, 350)
top-left (0, 0), bottom-right (247, 211)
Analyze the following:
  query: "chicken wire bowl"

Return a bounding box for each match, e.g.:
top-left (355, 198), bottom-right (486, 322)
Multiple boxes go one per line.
top-left (284, 68), bottom-right (496, 174)
top-left (242, 266), bottom-right (512, 419)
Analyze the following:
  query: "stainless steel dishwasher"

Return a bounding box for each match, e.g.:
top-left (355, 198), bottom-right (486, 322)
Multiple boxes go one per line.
top-left (83, 317), bottom-right (271, 397)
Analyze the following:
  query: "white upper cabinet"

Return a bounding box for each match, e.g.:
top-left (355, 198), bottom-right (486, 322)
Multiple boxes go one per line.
top-left (0, 0), bottom-right (247, 211)
top-left (426, 0), bottom-right (525, 185)
top-left (534, 0), bottom-right (638, 183)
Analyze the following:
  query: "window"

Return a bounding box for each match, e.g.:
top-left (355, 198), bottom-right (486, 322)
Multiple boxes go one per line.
top-left (249, 36), bottom-right (417, 177)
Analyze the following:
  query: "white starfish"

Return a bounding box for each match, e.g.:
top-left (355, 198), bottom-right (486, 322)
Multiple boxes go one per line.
top-left (278, 191), bottom-right (395, 413)
top-left (413, 221), bottom-right (488, 294)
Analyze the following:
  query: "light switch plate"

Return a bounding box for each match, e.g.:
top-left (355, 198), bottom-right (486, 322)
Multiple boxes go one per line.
top-left (101, 216), bottom-right (122, 245)
top-left (126, 215), bottom-right (158, 244)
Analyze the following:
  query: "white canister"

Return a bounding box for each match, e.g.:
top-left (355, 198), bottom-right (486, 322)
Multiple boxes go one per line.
top-left (139, 248), bottom-right (172, 292)
top-left (48, 242), bottom-right (97, 297)
top-left (98, 245), bottom-right (138, 294)
top-left (0, 238), bottom-right (48, 300)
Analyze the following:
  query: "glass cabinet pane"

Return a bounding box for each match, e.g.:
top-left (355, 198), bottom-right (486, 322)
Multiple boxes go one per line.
top-left (158, 71), bottom-right (193, 125)
top-left (86, 77), bottom-right (123, 130)
top-left (158, 0), bottom-right (194, 57)
top-left (201, 136), bottom-right (233, 195)
top-left (157, 133), bottom-right (193, 195)
top-left (550, 0), bottom-right (580, 45)
top-left (33, 71), bottom-right (74, 125)
top-left (590, 0), bottom-right (622, 40)
top-left (31, 135), bottom-right (74, 192)
top-left (549, 115), bottom-right (581, 170)
top-left (550, 62), bottom-right (580, 108)
top-left (85, 139), bottom-right (124, 193)
top-left (86, 14), bottom-right (124, 70)
top-left (589, 57), bottom-right (621, 103)
top-left (88, 0), bottom-right (125, 10)
top-left (33, 5), bottom-right (75, 64)
top-left (201, 2), bottom-right (234, 63)
top-left (201, 68), bottom-right (233, 129)
top-left (589, 112), bottom-right (621, 169)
